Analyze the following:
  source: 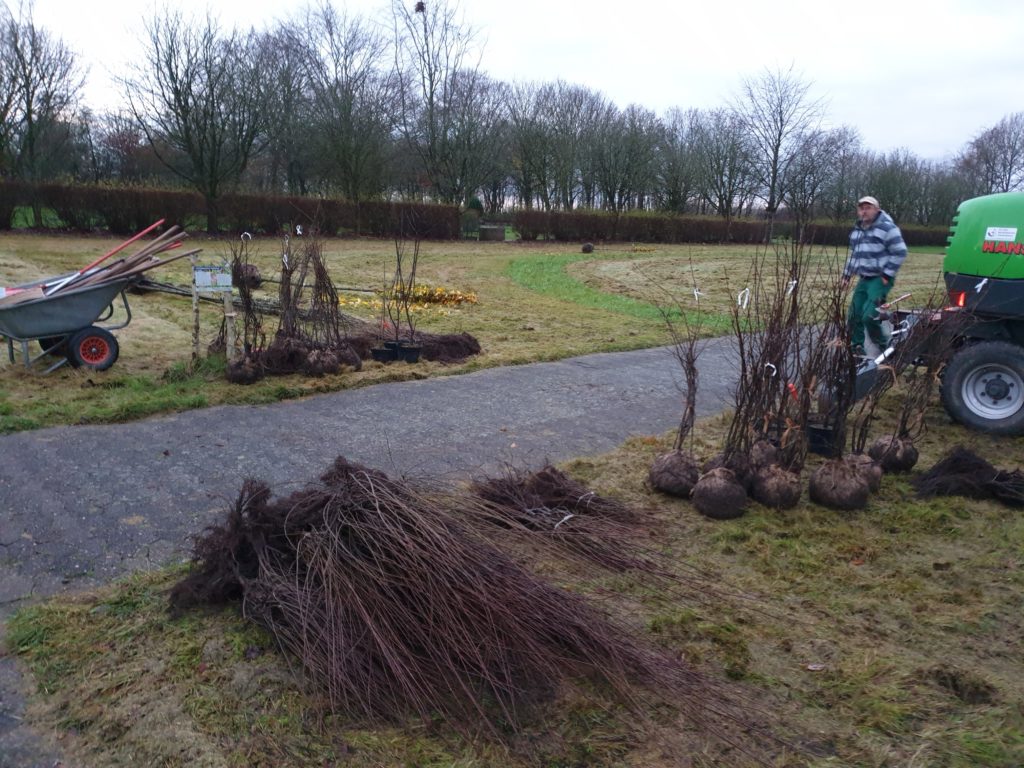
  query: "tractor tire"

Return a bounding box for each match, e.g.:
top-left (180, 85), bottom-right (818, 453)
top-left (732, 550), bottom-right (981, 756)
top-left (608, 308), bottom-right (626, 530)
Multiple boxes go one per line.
top-left (940, 340), bottom-right (1024, 435)
top-left (68, 326), bottom-right (119, 371)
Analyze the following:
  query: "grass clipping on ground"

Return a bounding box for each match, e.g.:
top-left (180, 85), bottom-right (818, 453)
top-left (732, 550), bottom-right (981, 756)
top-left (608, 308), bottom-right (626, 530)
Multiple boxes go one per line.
top-left (7, 403), bottom-right (1024, 768)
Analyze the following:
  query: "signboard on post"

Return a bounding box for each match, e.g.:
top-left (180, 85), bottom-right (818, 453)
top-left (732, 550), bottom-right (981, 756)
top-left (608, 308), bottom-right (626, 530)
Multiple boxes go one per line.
top-left (190, 263), bottom-right (237, 362)
top-left (193, 265), bottom-right (233, 292)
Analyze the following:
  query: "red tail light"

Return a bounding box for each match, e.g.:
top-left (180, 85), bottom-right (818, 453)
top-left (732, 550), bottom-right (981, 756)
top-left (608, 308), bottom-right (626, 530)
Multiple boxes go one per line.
top-left (949, 290), bottom-right (966, 308)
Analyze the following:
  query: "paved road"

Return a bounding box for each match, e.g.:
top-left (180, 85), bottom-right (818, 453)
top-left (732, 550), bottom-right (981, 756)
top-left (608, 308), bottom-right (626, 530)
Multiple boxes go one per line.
top-left (0, 339), bottom-right (738, 767)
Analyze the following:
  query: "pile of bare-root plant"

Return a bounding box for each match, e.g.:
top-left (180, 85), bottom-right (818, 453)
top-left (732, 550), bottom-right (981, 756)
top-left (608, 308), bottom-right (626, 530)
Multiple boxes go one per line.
top-left (912, 445), bottom-right (1024, 506)
top-left (223, 228), bottom-right (482, 384)
top-left (169, 457), bottom-right (779, 758)
top-left (471, 463), bottom-right (663, 575)
top-left (225, 232), bottom-right (363, 383)
top-left (697, 241), bottom-right (838, 518)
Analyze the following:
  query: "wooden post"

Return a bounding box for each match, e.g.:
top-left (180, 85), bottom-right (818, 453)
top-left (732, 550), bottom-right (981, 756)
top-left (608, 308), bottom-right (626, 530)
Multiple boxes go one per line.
top-left (190, 255), bottom-right (201, 363)
top-left (223, 290), bottom-right (236, 362)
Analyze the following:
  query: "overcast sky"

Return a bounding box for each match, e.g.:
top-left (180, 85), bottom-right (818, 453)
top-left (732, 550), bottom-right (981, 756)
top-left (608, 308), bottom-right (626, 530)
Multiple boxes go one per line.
top-left (29, 0), bottom-right (1024, 161)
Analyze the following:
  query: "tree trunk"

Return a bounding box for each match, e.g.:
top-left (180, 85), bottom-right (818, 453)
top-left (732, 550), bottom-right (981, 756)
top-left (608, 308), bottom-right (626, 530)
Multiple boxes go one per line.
top-left (205, 196), bottom-right (219, 235)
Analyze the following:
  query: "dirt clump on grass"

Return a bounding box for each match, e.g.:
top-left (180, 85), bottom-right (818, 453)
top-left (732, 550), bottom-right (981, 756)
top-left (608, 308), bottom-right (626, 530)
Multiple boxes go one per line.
top-left (926, 665), bottom-right (998, 704)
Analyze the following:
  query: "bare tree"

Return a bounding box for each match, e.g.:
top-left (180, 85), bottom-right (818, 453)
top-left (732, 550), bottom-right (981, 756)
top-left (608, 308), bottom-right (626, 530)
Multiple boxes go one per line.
top-left (472, 77), bottom-right (513, 213)
top-left (592, 103), bottom-right (660, 212)
top-left (252, 26), bottom-right (313, 196)
top-left (391, 0), bottom-right (494, 204)
top-left (87, 111), bottom-right (173, 184)
top-left (734, 64), bottom-right (824, 229)
top-left (297, 3), bottom-right (397, 203)
top-left (862, 147), bottom-right (926, 224)
top-left (0, 2), bottom-right (84, 222)
top-left (506, 80), bottom-right (550, 209)
top-left (123, 10), bottom-right (268, 233)
top-left (818, 125), bottom-right (863, 223)
top-left (915, 160), bottom-right (972, 226)
top-left (781, 128), bottom-right (848, 239)
top-left (656, 107), bottom-right (700, 213)
top-left (957, 112), bottom-right (1024, 195)
top-left (0, 2), bottom-right (16, 176)
top-left (692, 108), bottom-right (755, 230)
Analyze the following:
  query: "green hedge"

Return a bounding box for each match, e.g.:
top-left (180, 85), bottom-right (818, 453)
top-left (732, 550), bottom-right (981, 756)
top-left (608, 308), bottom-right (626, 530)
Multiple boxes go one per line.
top-left (0, 182), bottom-right (461, 239)
top-left (511, 208), bottom-right (950, 248)
top-left (0, 181), bottom-right (947, 246)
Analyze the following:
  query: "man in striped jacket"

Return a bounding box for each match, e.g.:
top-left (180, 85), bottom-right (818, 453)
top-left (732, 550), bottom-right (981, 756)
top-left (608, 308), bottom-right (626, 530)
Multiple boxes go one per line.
top-left (842, 195), bottom-right (908, 355)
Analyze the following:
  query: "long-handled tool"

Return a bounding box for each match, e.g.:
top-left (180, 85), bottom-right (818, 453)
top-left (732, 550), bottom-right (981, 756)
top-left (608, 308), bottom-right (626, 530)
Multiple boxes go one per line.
top-left (43, 219), bottom-right (166, 296)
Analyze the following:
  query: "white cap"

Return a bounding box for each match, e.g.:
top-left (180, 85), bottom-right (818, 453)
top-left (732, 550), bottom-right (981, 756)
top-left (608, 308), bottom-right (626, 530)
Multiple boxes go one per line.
top-left (857, 196), bottom-right (880, 207)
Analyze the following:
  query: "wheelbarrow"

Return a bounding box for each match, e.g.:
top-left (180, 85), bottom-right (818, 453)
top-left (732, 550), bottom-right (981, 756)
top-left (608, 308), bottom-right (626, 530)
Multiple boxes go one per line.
top-left (0, 276), bottom-right (132, 373)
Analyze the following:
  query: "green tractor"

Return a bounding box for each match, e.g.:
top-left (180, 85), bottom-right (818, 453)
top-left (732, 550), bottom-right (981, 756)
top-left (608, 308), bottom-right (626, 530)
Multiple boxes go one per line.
top-left (936, 191), bottom-right (1024, 434)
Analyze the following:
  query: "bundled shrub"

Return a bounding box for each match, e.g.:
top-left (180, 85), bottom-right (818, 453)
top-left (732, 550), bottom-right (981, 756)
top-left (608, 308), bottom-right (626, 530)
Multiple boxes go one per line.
top-left (169, 457), bottom-right (769, 747)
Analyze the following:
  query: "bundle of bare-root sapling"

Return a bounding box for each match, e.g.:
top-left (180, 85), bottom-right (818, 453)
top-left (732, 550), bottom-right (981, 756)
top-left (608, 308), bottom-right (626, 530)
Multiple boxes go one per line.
top-left (807, 275), bottom-right (873, 510)
top-left (257, 233), bottom-right (362, 377)
top-left (225, 235), bottom-right (267, 384)
top-left (867, 298), bottom-right (969, 472)
top-left (912, 445), bottom-right (1024, 506)
top-left (647, 265), bottom-right (705, 500)
top-left (169, 457), bottom-right (776, 756)
top-left (705, 243), bottom-right (820, 514)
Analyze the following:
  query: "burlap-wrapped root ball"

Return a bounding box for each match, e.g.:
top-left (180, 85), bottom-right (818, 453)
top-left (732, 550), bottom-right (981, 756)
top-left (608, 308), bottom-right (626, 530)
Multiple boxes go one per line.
top-left (225, 356), bottom-right (264, 385)
top-left (703, 451), bottom-right (755, 491)
top-left (236, 263), bottom-right (262, 290)
top-left (750, 464), bottom-right (802, 510)
top-left (691, 467), bottom-right (748, 520)
top-left (648, 450), bottom-right (701, 498)
top-left (303, 349), bottom-right (341, 377)
top-left (808, 458), bottom-right (871, 510)
top-left (845, 453), bottom-right (883, 493)
top-left (749, 438), bottom-right (781, 470)
top-left (868, 435), bottom-right (919, 473)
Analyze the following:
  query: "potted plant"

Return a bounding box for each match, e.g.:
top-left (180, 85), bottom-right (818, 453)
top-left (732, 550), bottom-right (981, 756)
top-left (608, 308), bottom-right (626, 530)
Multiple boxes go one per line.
top-left (372, 210), bottom-right (423, 363)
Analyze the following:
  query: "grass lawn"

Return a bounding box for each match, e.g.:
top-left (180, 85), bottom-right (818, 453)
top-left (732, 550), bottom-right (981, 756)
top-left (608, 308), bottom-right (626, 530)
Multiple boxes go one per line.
top-left (6, 405), bottom-right (1022, 767)
top-left (6, 232), bottom-right (1020, 767)
top-left (0, 233), bottom-right (945, 433)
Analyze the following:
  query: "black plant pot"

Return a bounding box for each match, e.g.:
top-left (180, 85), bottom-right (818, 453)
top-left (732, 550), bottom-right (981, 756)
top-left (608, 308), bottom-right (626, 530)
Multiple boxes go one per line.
top-left (372, 341), bottom-right (421, 363)
top-left (399, 344), bottom-right (422, 363)
top-left (807, 423), bottom-right (840, 457)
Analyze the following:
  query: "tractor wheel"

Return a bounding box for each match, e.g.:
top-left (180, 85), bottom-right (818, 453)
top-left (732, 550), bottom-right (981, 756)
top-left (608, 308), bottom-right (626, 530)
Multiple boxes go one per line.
top-left (940, 341), bottom-right (1024, 435)
top-left (68, 326), bottom-right (119, 371)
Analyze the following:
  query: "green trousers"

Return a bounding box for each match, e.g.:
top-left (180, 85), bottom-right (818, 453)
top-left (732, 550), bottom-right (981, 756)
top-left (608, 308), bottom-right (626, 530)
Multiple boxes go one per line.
top-left (848, 275), bottom-right (893, 348)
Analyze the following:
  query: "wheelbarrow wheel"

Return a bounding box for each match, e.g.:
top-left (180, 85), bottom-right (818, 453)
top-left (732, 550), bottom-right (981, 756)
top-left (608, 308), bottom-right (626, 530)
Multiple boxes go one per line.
top-left (68, 326), bottom-right (119, 371)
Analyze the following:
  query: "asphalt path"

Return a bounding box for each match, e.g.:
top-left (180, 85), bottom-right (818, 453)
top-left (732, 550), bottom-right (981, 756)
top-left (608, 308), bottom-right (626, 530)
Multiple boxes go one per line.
top-left (0, 339), bottom-right (739, 767)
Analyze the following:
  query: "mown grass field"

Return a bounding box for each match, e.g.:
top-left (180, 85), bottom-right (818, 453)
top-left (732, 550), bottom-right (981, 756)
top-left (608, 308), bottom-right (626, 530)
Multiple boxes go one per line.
top-left (0, 232), bottom-right (945, 433)
top-left (4, 232), bottom-right (1021, 768)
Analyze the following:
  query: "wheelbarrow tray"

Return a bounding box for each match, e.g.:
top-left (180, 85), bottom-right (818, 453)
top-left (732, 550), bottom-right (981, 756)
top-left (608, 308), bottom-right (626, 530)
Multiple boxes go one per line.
top-left (0, 280), bottom-right (129, 340)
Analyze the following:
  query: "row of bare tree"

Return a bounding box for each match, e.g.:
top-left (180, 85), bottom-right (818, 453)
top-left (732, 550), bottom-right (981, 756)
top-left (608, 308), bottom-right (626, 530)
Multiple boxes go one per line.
top-left (2, 1), bottom-right (1023, 233)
